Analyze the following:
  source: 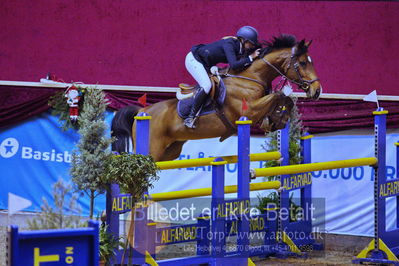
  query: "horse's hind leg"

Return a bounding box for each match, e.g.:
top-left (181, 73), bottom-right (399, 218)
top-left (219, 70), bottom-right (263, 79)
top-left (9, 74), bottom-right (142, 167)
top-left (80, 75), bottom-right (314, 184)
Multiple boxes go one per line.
top-left (160, 141), bottom-right (187, 161)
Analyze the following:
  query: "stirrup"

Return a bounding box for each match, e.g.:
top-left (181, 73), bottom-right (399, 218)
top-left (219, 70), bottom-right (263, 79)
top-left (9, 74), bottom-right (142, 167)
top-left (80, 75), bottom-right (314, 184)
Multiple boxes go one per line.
top-left (184, 116), bottom-right (197, 129)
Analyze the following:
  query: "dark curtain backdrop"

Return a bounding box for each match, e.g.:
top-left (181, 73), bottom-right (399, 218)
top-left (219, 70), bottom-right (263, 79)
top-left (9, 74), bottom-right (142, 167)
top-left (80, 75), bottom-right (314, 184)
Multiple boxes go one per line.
top-left (1, 86), bottom-right (398, 134)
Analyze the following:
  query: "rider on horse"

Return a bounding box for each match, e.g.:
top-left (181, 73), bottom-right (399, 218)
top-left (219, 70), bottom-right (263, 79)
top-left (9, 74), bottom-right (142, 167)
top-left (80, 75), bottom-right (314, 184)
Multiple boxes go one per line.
top-left (184, 26), bottom-right (261, 128)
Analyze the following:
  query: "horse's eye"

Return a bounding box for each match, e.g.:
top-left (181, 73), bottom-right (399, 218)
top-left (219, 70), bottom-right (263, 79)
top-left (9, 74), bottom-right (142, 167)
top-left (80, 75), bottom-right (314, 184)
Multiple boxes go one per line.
top-left (300, 61), bottom-right (307, 67)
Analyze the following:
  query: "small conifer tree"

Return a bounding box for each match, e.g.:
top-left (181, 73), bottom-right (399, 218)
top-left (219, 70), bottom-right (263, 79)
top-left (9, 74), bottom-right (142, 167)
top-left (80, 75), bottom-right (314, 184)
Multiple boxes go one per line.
top-left (70, 87), bottom-right (114, 219)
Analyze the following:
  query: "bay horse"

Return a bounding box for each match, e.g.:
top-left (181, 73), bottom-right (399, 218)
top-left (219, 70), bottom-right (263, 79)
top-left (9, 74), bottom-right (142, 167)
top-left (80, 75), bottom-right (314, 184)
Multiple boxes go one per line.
top-left (112, 35), bottom-right (321, 162)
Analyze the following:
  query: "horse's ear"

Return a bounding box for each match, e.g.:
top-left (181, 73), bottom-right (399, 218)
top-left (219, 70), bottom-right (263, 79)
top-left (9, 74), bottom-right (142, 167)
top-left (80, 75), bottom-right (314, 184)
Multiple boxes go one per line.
top-left (292, 39), bottom-right (308, 56)
top-left (292, 39), bottom-right (305, 56)
top-left (305, 40), bottom-right (313, 47)
top-left (298, 39), bottom-right (306, 49)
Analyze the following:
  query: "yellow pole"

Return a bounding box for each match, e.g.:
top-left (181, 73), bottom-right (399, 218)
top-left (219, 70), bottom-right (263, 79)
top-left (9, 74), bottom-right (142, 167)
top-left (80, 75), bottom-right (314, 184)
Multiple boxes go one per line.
top-left (254, 157), bottom-right (377, 177)
top-left (155, 152), bottom-right (281, 170)
top-left (150, 181), bottom-right (281, 201)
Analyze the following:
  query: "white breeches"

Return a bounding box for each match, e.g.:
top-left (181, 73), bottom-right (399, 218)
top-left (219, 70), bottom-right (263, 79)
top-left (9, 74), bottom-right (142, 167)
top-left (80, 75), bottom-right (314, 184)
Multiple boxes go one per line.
top-left (185, 52), bottom-right (212, 94)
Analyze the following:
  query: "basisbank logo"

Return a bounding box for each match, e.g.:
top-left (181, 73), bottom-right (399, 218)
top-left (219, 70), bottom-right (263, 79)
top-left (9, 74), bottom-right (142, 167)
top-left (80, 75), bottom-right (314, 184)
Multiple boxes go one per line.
top-left (0, 137), bottom-right (71, 163)
top-left (0, 138), bottom-right (19, 158)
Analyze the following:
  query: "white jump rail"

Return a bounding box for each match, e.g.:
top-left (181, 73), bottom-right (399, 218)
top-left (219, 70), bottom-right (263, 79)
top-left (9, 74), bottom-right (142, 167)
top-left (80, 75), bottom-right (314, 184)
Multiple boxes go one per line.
top-left (1, 80), bottom-right (399, 101)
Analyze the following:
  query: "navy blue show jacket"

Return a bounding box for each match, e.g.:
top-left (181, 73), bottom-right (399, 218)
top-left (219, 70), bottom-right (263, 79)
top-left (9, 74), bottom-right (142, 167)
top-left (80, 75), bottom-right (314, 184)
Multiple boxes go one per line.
top-left (191, 37), bottom-right (252, 72)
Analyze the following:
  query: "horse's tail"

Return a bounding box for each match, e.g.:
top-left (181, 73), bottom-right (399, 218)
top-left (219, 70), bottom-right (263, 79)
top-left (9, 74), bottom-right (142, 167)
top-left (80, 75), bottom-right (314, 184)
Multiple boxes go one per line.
top-left (111, 105), bottom-right (141, 153)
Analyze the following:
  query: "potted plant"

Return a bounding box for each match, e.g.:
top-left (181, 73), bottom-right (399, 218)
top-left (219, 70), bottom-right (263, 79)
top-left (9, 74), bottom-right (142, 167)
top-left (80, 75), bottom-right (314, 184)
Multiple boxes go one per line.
top-left (104, 152), bottom-right (160, 202)
top-left (102, 152), bottom-right (160, 264)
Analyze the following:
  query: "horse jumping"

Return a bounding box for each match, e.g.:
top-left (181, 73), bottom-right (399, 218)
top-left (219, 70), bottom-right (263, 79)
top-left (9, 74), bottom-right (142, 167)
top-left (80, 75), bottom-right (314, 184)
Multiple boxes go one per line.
top-left (112, 35), bottom-right (322, 161)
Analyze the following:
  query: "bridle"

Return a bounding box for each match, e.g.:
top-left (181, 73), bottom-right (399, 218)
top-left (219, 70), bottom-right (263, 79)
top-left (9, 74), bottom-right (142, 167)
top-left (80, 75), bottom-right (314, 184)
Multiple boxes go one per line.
top-left (219, 51), bottom-right (319, 93)
top-left (260, 51), bottom-right (319, 92)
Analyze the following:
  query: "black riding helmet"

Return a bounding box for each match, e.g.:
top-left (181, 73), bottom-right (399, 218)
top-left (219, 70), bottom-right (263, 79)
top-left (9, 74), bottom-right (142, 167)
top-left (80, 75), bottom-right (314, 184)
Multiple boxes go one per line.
top-left (236, 26), bottom-right (258, 45)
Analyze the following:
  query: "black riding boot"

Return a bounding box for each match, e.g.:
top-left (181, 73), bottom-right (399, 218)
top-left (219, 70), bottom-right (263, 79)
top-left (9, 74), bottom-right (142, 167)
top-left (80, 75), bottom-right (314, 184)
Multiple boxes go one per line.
top-left (184, 87), bottom-right (208, 128)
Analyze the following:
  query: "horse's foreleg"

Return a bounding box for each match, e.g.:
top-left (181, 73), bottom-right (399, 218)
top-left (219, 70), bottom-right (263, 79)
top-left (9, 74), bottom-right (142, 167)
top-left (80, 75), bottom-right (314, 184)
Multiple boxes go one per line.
top-left (160, 141), bottom-right (187, 161)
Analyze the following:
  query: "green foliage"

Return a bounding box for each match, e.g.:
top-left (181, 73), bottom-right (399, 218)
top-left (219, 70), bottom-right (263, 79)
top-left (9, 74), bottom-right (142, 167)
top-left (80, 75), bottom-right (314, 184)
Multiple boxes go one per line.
top-left (70, 88), bottom-right (113, 193)
top-left (27, 179), bottom-right (84, 230)
top-left (99, 225), bottom-right (122, 263)
top-left (48, 86), bottom-right (86, 131)
top-left (103, 153), bottom-right (160, 203)
top-left (70, 87), bottom-right (114, 218)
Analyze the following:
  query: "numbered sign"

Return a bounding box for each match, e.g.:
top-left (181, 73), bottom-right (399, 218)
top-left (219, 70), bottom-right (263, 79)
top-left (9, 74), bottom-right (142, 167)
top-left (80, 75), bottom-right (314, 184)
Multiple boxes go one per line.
top-left (7, 220), bottom-right (99, 266)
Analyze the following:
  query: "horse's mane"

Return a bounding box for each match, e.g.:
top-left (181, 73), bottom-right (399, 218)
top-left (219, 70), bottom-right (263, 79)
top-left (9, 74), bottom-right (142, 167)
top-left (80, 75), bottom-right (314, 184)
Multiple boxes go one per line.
top-left (259, 34), bottom-right (307, 57)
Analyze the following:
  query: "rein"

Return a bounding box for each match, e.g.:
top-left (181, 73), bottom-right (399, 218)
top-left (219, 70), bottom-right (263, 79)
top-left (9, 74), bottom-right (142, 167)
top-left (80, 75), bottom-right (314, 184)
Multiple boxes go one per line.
top-left (221, 73), bottom-right (267, 89)
top-left (219, 53), bottom-right (319, 93)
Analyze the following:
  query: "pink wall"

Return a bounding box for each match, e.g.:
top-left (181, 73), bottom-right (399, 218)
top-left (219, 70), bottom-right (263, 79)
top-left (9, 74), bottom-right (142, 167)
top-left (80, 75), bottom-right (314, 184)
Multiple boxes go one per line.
top-left (1, 1), bottom-right (398, 95)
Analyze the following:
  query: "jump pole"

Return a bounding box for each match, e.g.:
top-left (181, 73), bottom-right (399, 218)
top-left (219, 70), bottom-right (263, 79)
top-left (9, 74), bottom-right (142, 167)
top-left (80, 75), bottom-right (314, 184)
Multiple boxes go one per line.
top-left (150, 181), bottom-right (281, 201)
top-left (254, 157), bottom-right (378, 177)
top-left (156, 152), bottom-right (281, 170)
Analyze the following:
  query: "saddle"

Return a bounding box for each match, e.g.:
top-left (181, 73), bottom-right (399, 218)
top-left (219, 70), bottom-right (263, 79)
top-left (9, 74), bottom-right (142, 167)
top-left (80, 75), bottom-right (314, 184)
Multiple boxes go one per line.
top-left (177, 72), bottom-right (235, 141)
top-left (176, 75), bottom-right (226, 119)
top-left (176, 66), bottom-right (230, 101)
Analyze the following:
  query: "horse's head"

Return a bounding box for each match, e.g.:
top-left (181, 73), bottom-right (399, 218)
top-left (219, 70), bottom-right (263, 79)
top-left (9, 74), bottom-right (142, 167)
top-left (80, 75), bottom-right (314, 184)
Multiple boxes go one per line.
top-left (285, 40), bottom-right (321, 99)
top-left (259, 93), bottom-right (294, 132)
top-left (258, 35), bottom-right (322, 100)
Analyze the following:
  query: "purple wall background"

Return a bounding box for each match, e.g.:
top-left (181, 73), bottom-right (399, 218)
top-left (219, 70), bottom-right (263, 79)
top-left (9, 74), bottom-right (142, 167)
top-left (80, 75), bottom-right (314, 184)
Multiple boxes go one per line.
top-left (1, 1), bottom-right (398, 95)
